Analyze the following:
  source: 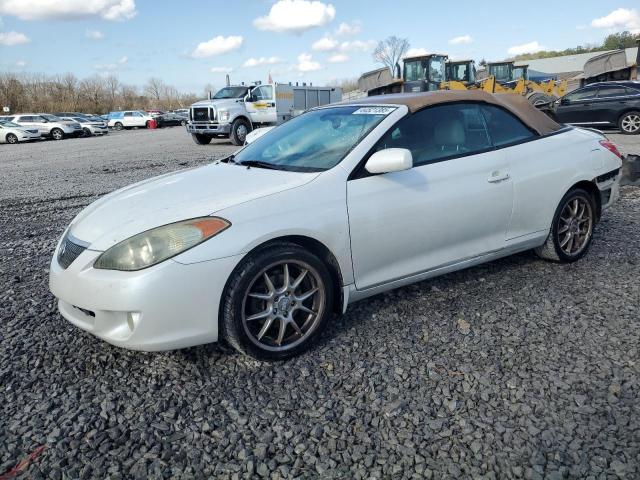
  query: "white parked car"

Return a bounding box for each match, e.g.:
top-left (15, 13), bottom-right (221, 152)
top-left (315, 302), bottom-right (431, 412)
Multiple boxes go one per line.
top-left (0, 120), bottom-right (41, 144)
top-left (61, 116), bottom-right (109, 136)
top-left (107, 111), bottom-right (155, 130)
top-left (49, 91), bottom-right (622, 360)
top-left (0, 114), bottom-right (82, 140)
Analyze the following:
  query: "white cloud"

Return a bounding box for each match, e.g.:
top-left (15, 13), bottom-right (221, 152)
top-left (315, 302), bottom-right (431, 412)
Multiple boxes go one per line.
top-left (242, 56), bottom-right (283, 68)
top-left (507, 41), bottom-right (545, 56)
top-left (591, 8), bottom-right (640, 33)
top-left (190, 35), bottom-right (243, 58)
top-left (312, 36), bottom-right (338, 51)
top-left (404, 47), bottom-right (428, 58)
top-left (93, 55), bottom-right (127, 73)
top-left (16, 59), bottom-right (26, 67)
top-left (296, 53), bottom-right (321, 72)
top-left (0, 0), bottom-right (136, 21)
top-left (449, 35), bottom-right (473, 45)
top-left (253, 0), bottom-right (335, 34)
top-left (210, 66), bottom-right (234, 73)
top-left (339, 39), bottom-right (375, 52)
top-left (336, 21), bottom-right (361, 36)
top-left (85, 29), bottom-right (104, 39)
top-left (0, 30), bottom-right (29, 45)
top-left (327, 53), bottom-right (348, 63)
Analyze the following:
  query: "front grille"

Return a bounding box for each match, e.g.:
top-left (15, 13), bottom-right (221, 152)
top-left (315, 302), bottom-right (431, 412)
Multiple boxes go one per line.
top-left (192, 107), bottom-right (213, 122)
top-left (27, 129), bottom-right (38, 134)
top-left (58, 232), bottom-right (87, 269)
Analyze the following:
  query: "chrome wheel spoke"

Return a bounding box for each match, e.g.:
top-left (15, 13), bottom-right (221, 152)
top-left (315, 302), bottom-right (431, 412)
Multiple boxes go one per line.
top-left (558, 225), bottom-right (569, 234)
top-left (295, 287), bottom-right (318, 302)
top-left (291, 269), bottom-right (308, 289)
top-left (560, 234), bottom-right (571, 248)
top-left (247, 309), bottom-right (271, 322)
top-left (276, 318), bottom-right (287, 345)
top-left (248, 291), bottom-right (272, 300)
top-left (257, 315), bottom-right (276, 340)
top-left (289, 318), bottom-right (303, 335)
top-left (263, 272), bottom-right (276, 294)
top-left (296, 304), bottom-right (316, 315)
top-left (282, 263), bottom-right (290, 290)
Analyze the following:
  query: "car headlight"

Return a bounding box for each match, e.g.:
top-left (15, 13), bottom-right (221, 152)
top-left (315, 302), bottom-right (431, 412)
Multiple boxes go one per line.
top-left (94, 217), bottom-right (230, 271)
top-left (218, 110), bottom-right (230, 122)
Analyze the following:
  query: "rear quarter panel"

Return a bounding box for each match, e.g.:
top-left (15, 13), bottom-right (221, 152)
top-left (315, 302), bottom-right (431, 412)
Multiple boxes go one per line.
top-left (506, 127), bottom-right (618, 240)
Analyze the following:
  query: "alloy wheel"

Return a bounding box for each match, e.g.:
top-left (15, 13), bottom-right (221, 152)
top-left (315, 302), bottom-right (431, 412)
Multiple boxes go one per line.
top-left (621, 114), bottom-right (640, 133)
top-left (236, 124), bottom-right (248, 142)
top-left (557, 197), bottom-right (593, 256)
top-left (6, 133), bottom-right (18, 144)
top-left (242, 260), bottom-right (325, 352)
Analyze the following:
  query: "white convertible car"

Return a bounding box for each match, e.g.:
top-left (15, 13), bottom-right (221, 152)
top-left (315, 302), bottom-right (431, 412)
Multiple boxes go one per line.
top-left (50, 91), bottom-right (622, 359)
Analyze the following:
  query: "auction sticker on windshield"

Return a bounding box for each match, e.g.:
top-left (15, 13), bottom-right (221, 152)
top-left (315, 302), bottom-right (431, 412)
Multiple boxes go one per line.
top-left (352, 106), bottom-right (397, 115)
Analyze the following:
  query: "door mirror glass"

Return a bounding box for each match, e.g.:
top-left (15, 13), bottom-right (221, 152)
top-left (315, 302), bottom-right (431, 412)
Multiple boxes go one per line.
top-left (365, 148), bottom-right (413, 174)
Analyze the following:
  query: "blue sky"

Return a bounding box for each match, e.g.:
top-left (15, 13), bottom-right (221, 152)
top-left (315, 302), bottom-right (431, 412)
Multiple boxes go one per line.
top-left (0, 1), bottom-right (638, 94)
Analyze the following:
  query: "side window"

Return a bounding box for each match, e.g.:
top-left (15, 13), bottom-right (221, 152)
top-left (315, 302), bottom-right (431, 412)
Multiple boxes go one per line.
top-left (124, 112), bottom-right (133, 117)
top-left (481, 105), bottom-right (535, 147)
top-left (597, 86), bottom-right (629, 98)
top-left (134, 112), bottom-right (144, 117)
top-left (253, 86), bottom-right (273, 101)
top-left (565, 88), bottom-right (597, 102)
top-left (374, 103), bottom-right (492, 167)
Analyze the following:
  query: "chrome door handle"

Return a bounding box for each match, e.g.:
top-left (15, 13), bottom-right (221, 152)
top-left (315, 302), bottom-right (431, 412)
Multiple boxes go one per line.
top-left (488, 171), bottom-right (510, 183)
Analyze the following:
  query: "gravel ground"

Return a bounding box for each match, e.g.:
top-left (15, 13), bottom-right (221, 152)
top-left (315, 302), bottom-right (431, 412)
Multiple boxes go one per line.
top-left (1, 127), bottom-right (639, 479)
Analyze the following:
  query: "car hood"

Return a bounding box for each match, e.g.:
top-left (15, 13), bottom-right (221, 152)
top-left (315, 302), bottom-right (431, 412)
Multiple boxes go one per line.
top-left (70, 162), bottom-right (320, 251)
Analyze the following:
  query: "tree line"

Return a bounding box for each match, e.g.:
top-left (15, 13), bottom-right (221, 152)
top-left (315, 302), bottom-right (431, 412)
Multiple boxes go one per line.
top-left (508, 31), bottom-right (640, 62)
top-left (0, 73), bottom-right (200, 115)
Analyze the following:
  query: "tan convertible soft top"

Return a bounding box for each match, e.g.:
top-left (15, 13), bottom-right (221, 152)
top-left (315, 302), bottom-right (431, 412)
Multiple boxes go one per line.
top-left (349, 90), bottom-right (563, 136)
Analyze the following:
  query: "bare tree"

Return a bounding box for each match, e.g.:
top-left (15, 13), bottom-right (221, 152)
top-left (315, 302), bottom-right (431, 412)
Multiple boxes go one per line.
top-left (144, 77), bottom-right (165, 105)
top-left (372, 36), bottom-right (410, 77)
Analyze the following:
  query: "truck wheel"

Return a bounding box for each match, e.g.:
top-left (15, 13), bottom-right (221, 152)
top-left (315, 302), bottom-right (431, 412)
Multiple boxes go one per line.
top-left (230, 119), bottom-right (251, 146)
top-left (50, 128), bottom-right (64, 140)
top-left (192, 133), bottom-right (212, 145)
top-left (526, 92), bottom-right (555, 107)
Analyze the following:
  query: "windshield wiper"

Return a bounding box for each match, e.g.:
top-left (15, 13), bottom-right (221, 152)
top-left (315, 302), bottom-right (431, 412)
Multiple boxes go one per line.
top-left (238, 160), bottom-right (280, 170)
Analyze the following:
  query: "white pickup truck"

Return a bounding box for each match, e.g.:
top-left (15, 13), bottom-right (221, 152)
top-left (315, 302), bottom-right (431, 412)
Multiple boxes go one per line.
top-left (187, 82), bottom-right (342, 145)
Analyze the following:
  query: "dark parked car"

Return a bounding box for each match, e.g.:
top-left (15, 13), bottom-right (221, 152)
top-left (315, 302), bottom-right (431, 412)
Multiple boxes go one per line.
top-left (156, 112), bottom-right (188, 127)
top-left (551, 81), bottom-right (640, 134)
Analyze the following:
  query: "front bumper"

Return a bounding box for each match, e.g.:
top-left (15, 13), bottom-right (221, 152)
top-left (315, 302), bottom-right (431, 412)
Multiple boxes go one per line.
top-left (187, 122), bottom-right (232, 135)
top-left (49, 246), bottom-right (243, 351)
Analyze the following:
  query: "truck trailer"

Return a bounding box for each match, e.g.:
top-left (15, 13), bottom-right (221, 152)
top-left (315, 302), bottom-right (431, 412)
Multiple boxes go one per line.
top-left (187, 82), bottom-right (342, 145)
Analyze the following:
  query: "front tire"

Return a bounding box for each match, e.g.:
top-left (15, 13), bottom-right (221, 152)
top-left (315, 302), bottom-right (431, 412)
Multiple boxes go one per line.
top-left (618, 111), bottom-right (640, 135)
top-left (113, 122), bottom-right (124, 131)
top-left (6, 133), bottom-right (19, 144)
top-left (230, 118), bottom-right (251, 146)
top-left (191, 133), bottom-right (212, 145)
top-left (82, 127), bottom-right (92, 137)
top-left (220, 243), bottom-right (334, 360)
top-left (181, 119), bottom-right (187, 126)
top-left (535, 188), bottom-right (596, 263)
top-left (50, 128), bottom-right (64, 140)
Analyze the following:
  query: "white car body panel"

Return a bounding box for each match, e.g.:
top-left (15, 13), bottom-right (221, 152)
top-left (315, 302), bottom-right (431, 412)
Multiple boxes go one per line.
top-left (49, 101), bottom-right (623, 351)
top-left (0, 124), bottom-right (41, 143)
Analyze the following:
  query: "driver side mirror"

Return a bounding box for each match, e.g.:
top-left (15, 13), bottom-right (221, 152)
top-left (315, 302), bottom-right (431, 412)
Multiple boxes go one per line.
top-left (365, 148), bottom-right (413, 174)
top-left (560, 98), bottom-right (570, 105)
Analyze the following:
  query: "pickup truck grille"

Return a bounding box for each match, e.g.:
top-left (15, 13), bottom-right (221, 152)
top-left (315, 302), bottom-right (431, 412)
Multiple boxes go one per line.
top-left (192, 107), bottom-right (214, 122)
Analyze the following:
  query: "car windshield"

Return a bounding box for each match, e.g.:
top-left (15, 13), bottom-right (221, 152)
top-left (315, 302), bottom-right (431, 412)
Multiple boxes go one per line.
top-left (72, 117), bottom-right (87, 123)
top-left (213, 87), bottom-right (249, 99)
top-left (233, 105), bottom-right (395, 172)
top-left (41, 114), bottom-right (60, 121)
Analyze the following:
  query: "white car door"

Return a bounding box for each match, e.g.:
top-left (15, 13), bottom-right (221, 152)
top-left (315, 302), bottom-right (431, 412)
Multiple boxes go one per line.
top-left (19, 116), bottom-right (48, 136)
top-left (245, 85), bottom-right (277, 124)
top-left (122, 112), bottom-right (136, 127)
top-left (347, 102), bottom-right (514, 290)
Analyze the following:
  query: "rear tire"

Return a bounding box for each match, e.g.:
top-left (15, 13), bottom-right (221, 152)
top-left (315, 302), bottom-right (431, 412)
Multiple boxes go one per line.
top-left (6, 133), bottom-right (19, 144)
top-left (220, 243), bottom-right (334, 360)
top-left (535, 188), bottom-right (596, 263)
top-left (50, 128), bottom-right (64, 140)
top-left (618, 111), bottom-right (640, 135)
top-left (230, 118), bottom-right (251, 146)
top-left (191, 133), bottom-right (212, 145)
